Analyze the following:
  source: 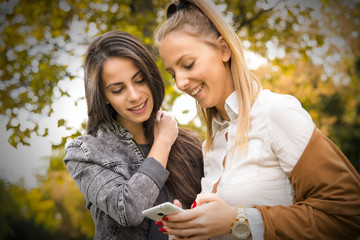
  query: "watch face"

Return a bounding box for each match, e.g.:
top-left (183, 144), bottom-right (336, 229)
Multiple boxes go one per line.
top-left (232, 221), bottom-right (251, 239)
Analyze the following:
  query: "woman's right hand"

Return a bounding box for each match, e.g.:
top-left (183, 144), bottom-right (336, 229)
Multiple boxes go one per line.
top-left (148, 108), bottom-right (178, 167)
top-left (154, 108), bottom-right (178, 146)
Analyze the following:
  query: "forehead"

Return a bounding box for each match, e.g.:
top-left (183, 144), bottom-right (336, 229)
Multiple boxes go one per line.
top-left (159, 30), bottom-right (218, 65)
top-left (102, 57), bottom-right (139, 79)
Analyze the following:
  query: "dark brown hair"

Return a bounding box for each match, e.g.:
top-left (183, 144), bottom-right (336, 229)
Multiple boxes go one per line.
top-left (84, 31), bottom-right (203, 208)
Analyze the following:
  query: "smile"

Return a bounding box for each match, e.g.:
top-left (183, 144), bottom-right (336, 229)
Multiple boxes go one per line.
top-left (129, 100), bottom-right (146, 111)
top-left (190, 83), bottom-right (204, 96)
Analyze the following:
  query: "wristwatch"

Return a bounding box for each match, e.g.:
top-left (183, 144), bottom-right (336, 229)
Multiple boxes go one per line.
top-left (231, 207), bottom-right (251, 239)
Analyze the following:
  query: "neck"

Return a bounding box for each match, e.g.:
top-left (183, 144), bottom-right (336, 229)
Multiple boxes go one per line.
top-left (116, 116), bottom-right (148, 144)
top-left (217, 106), bottom-right (230, 121)
top-left (132, 128), bottom-right (147, 144)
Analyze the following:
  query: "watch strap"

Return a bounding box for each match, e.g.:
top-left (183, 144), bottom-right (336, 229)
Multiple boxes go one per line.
top-left (231, 207), bottom-right (251, 239)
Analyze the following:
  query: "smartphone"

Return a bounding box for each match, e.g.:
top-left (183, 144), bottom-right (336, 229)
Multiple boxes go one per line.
top-left (142, 202), bottom-right (184, 222)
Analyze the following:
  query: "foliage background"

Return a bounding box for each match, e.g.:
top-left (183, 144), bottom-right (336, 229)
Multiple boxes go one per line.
top-left (0, 0), bottom-right (359, 239)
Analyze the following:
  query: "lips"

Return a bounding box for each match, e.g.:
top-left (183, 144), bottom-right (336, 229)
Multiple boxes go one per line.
top-left (129, 100), bottom-right (147, 111)
top-left (190, 83), bottom-right (204, 96)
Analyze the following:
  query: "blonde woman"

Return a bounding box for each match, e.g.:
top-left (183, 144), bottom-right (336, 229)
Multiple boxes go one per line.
top-left (154, 0), bottom-right (360, 239)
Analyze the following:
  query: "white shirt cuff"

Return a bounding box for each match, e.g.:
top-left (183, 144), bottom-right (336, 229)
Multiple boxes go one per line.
top-left (247, 208), bottom-right (264, 240)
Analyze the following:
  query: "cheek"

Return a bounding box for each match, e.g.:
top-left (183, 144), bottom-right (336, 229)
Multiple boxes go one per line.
top-left (102, 93), bottom-right (109, 105)
top-left (104, 95), bottom-right (110, 105)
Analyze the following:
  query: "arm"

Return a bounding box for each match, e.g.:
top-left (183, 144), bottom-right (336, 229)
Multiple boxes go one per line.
top-left (148, 109), bottom-right (178, 167)
top-left (64, 111), bottom-right (178, 227)
top-left (64, 142), bottom-right (169, 227)
top-left (256, 95), bottom-right (360, 239)
top-left (256, 128), bottom-right (360, 240)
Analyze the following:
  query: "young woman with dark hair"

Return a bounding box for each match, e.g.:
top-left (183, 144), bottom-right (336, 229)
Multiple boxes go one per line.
top-left (63, 30), bottom-right (203, 240)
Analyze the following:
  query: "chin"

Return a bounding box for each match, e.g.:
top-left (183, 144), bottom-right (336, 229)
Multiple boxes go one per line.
top-left (199, 103), bottom-right (211, 109)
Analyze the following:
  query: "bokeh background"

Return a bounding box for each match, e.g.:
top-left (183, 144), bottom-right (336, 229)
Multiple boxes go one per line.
top-left (0, 0), bottom-right (359, 239)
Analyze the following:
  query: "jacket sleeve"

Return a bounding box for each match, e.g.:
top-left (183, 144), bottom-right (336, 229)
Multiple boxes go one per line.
top-left (256, 128), bottom-right (360, 240)
top-left (63, 139), bottom-right (170, 227)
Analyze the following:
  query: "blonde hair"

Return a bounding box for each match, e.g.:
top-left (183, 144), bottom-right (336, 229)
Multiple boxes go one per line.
top-left (155, 0), bottom-right (260, 152)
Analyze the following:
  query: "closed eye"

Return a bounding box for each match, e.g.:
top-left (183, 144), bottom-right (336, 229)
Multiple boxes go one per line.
top-left (135, 78), bottom-right (146, 84)
top-left (185, 62), bottom-right (194, 69)
top-left (112, 88), bottom-right (123, 94)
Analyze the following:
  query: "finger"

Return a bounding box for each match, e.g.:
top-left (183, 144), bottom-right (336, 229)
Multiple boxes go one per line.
top-left (195, 193), bottom-right (220, 206)
top-left (166, 227), bottom-right (206, 240)
top-left (176, 236), bottom-right (204, 240)
top-left (163, 208), bottom-right (202, 229)
top-left (155, 109), bottom-right (163, 121)
top-left (173, 199), bottom-right (183, 208)
top-left (159, 110), bottom-right (166, 119)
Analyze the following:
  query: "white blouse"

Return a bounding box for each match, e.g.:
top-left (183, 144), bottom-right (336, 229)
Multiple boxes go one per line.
top-left (201, 89), bottom-right (315, 240)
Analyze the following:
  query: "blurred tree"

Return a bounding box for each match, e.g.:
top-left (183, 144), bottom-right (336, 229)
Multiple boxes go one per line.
top-left (0, 148), bottom-right (94, 240)
top-left (39, 146), bottom-right (94, 239)
top-left (0, 0), bottom-right (169, 148)
top-left (0, 179), bottom-right (61, 240)
top-left (2, 0), bottom-right (357, 164)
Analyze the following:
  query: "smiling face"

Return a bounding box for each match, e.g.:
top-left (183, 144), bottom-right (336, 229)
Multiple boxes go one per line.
top-left (102, 57), bottom-right (154, 131)
top-left (159, 30), bottom-right (234, 113)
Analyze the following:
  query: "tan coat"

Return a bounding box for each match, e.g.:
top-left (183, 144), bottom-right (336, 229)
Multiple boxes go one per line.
top-left (256, 128), bottom-right (360, 240)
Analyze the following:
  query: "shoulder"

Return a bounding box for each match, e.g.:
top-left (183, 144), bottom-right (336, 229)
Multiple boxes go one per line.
top-left (257, 90), bottom-right (315, 171)
top-left (64, 135), bottom-right (98, 161)
top-left (65, 132), bottom-right (118, 157)
top-left (66, 135), bottom-right (96, 150)
top-left (257, 90), bottom-right (314, 129)
top-left (256, 89), bottom-right (301, 111)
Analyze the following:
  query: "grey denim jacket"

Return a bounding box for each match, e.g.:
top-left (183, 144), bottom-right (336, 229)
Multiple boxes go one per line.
top-left (63, 120), bottom-right (170, 240)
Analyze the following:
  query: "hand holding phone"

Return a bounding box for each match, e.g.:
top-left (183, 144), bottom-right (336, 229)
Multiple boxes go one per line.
top-left (142, 202), bottom-right (184, 222)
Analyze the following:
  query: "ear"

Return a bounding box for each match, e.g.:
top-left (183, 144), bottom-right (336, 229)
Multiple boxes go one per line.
top-left (216, 36), bottom-right (231, 63)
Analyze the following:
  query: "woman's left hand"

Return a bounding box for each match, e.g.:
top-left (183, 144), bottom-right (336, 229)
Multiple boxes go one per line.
top-left (162, 194), bottom-right (237, 240)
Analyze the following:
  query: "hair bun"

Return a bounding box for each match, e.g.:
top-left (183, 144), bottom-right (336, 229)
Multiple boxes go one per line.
top-left (166, 0), bottom-right (192, 19)
top-left (166, 3), bottom-right (178, 19)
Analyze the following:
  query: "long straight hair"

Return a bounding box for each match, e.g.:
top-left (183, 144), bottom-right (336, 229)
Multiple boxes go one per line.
top-left (155, 0), bottom-right (260, 152)
top-left (84, 31), bottom-right (203, 207)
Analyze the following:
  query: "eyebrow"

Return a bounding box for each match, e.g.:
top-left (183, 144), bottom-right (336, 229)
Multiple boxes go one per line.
top-left (105, 70), bottom-right (142, 89)
top-left (165, 54), bottom-right (190, 71)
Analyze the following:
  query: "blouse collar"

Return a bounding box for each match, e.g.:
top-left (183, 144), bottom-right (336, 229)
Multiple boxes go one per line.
top-left (212, 91), bottom-right (238, 136)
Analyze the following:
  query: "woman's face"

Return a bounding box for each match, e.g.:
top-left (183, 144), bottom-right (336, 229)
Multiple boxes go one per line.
top-left (159, 30), bottom-right (234, 111)
top-left (102, 57), bottom-right (154, 131)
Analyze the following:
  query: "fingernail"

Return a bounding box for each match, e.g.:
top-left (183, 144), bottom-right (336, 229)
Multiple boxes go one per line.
top-left (162, 216), bottom-right (168, 221)
top-left (191, 200), bottom-right (197, 209)
top-left (159, 227), bottom-right (167, 233)
top-left (155, 221), bottom-right (163, 226)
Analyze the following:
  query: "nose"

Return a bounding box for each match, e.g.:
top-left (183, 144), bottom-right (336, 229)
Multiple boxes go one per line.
top-left (175, 73), bottom-right (190, 91)
top-left (127, 85), bottom-right (140, 101)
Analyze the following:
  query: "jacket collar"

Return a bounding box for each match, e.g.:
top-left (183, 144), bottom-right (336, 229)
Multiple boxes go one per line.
top-left (99, 119), bottom-right (133, 139)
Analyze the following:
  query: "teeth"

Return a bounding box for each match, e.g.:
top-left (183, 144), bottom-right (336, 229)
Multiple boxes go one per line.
top-left (191, 84), bottom-right (204, 96)
top-left (131, 102), bottom-right (145, 111)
